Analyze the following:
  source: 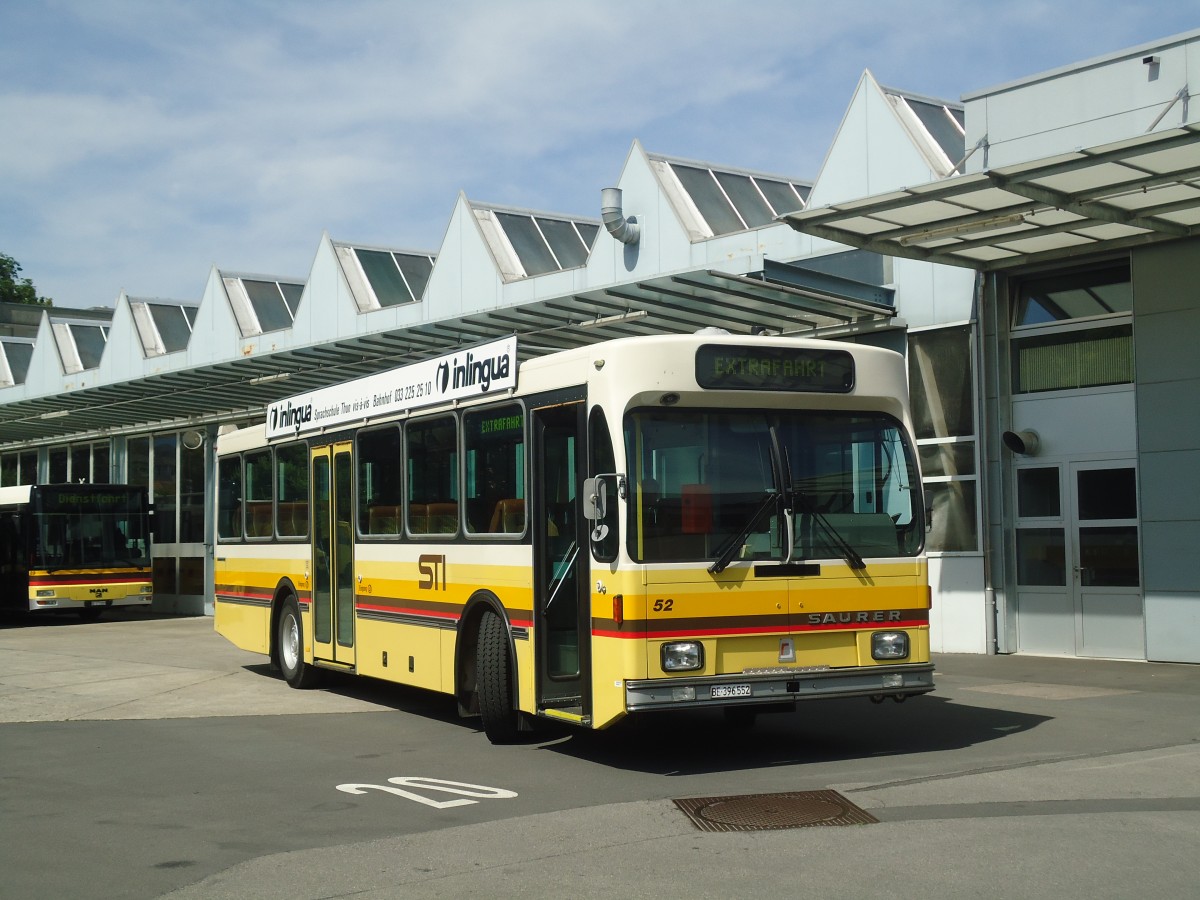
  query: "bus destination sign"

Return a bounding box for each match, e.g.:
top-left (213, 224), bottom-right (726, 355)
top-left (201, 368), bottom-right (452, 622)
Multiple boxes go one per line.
top-left (695, 344), bottom-right (855, 393)
top-left (266, 336), bottom-right (518, 439)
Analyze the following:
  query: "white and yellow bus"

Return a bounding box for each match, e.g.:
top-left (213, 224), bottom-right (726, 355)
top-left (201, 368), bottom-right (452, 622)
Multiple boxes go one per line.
top-left (0, 483), bottom-right (154, 618)
top-left (214, 333), bottom-right (932, 742)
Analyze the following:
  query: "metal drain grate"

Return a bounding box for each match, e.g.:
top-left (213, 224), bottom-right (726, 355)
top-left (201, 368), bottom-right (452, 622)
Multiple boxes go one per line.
top-left (674, 790), bottom-right (878, 832)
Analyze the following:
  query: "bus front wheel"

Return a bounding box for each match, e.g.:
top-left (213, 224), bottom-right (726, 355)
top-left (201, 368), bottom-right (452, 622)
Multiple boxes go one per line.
top-left (278, 596), bottom-right (320, 689)
top-left (476, 609), bottom-right (519, 744)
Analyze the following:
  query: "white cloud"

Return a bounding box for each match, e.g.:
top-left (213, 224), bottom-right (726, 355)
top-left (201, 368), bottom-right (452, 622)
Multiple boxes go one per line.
top-left (1, 0), bottom-right (1196, 305)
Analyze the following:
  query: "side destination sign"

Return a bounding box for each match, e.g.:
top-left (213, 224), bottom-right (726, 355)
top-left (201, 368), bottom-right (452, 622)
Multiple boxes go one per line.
top-left (266, 336), bottom-right (518, 439)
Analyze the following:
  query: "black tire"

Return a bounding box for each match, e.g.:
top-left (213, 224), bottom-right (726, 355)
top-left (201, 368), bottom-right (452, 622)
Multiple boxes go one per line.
top-left (476, 609), bottom-right (519, 744)
top-left (278, 596), bottom-right (320, 689)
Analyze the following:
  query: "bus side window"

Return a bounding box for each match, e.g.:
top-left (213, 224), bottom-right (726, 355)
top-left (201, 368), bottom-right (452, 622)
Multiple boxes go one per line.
top-left (277, 442), bottom-right (310, 538)
top-left (589, 407), bottom-right (619, 562)
top-left (464, 403), bottom-right (525, 536)
top-left (407, 415), bottom-right (459, 537)
top-left (217, 456), bottom-right (243, 540)
top-left (357, 426), bottom-right (401, 537)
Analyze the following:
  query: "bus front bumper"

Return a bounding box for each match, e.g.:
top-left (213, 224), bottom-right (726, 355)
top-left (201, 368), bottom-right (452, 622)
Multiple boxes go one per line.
top-left (624, 662), bottom-right (934, 712)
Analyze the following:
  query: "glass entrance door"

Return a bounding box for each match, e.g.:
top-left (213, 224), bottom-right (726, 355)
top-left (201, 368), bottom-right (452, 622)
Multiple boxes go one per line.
top-left (1014, 460), bottom-right (1143, 658)
top-left (311, 443), bottom-right (356, 667)
top-left (1071, 461), bottom-right (1143, 658)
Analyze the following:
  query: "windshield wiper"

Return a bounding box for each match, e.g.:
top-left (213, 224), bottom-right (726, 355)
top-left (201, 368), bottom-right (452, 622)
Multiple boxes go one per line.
top-left (707, 491), bottom-right (780, 575)
top-left (708, 425), bottom-right (791, 575)
top-left (791, 489), bottom-right (865, 570)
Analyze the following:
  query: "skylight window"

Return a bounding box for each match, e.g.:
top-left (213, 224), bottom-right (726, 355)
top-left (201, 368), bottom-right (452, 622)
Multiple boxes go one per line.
top-left (149, 303), bottom-right (196, 352)
top-left (130, 299), bottom-right (198, 356)
top-left (667, 161), bottom-right (811, 237)
top-left (223, 275), bottom-right (305, 336)
top-left (485, 209), bottom-right (598, 278)
top-left (353, 249), bottom-right (434, 307)
top-left (0, 340), bottom-right (33, 386)
top-left (903, 97), bottom-right (966, 165)
top-left (243, 280), bottom-right (297, 332)
top-left (395, 253), bottom-right (433, 301)
top-left (72, 324), bottom-right (107, 368)
top-left (882, 89), bottom-right (966, 172)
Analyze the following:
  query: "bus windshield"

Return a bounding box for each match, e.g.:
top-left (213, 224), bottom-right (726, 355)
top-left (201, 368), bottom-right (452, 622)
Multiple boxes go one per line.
top-left (625, 409), bottom-right (922, 565)
top-left (32, 487), bottom-right (152, 570)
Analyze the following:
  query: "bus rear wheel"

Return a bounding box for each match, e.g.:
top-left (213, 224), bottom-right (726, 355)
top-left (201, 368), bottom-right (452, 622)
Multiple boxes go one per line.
top-left (278, 596), bottom-right (320, 689)
top-left (477, 609), bottom-right (519, 744)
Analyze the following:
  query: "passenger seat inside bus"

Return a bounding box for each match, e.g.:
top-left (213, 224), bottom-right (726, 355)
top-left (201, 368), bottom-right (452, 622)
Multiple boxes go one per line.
top-left (367, 505), bottom-right (401, 534)
top-left (425, 502), bottom-right (458, 534)
top-left (488, 498), bottom-right (525, 533)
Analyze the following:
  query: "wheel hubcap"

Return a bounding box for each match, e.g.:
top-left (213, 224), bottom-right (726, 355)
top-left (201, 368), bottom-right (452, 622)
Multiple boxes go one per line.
top-left (282, 614), bottom-right (299, 670)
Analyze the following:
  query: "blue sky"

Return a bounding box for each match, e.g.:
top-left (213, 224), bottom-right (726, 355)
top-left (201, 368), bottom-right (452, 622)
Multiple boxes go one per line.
top-left (2, 1), bottom-right (1197, 308)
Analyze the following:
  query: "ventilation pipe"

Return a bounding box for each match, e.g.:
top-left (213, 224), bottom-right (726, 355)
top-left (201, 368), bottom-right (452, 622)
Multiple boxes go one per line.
top-left (601, 187), bottom-right (640, 245)
top-left (1002, 430), bottom-right (1041, 456)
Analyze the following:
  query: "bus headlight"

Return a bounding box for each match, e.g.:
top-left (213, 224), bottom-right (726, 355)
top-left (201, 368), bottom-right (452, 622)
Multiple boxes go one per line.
top-left (661, 641), bottom-right (704, 672)
top-left (872, 632), bottom-right (909, 660)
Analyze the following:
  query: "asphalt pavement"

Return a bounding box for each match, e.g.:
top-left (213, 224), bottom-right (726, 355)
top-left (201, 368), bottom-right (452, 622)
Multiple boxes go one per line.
top-left (1, 608), bottom-right (1198, 899)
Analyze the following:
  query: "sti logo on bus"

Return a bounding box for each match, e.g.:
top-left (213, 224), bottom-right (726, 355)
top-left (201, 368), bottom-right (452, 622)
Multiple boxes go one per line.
top-left (436, 347), bottom-right (512, 395)
top-left (270, 399), bottom-right (314, 435)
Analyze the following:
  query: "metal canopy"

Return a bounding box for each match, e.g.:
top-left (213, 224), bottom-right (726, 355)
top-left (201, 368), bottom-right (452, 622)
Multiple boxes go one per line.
top-left (780, 125), bottom-right (1200, 272)
top-left (0, 262), bottom-right (894, 449)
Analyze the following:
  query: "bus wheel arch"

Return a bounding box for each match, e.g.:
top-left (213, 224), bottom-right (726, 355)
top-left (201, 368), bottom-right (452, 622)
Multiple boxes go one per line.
top-left (272, 581), bottom-right (320, 689)
top-left (455, 591), bottom-right (505, 716)
top-left (268, 578), bottom-right (299, 670)
top-left (458, 591), bottom-right (522, 742)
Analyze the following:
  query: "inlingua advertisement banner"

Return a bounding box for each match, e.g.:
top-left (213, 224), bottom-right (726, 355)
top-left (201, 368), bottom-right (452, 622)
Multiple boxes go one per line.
top-left (265, 336), bottom-right (518, 439)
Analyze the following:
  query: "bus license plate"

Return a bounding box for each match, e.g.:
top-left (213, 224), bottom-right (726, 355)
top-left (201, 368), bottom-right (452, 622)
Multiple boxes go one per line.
top-left (711, 683), bottom-right (751, 699)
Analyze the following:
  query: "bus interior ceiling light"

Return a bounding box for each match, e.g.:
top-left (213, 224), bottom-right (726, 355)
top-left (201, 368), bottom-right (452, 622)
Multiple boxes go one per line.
top-left (600, 187), bottom-right (640, 244)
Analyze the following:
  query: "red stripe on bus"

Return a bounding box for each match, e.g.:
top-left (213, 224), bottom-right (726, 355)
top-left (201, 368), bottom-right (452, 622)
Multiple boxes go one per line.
top-left (355, 601), bottom-right (533, 630)
top-left (592, 617), bottom-right (929, 639)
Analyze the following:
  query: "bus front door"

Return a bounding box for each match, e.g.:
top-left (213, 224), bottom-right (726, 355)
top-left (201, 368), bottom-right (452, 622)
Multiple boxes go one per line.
top-left (531, 401), bottom-right (591, 722)
top-left (311, 443), bottom-right (356, 668)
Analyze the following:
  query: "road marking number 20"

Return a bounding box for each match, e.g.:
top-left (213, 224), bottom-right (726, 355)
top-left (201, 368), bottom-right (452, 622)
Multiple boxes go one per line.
top-left (336, 776), bottom-right (518, 809)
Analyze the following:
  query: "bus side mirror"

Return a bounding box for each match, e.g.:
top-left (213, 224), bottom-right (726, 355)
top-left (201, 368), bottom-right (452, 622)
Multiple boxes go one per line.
top-left (583, 477), bottom-right (608, 541)
top-left (924, 490), bottom-right (934, 531)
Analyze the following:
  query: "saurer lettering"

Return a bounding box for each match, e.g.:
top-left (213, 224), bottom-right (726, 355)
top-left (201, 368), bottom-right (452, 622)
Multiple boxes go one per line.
top-left (807, 610), bottom-right (904, 625)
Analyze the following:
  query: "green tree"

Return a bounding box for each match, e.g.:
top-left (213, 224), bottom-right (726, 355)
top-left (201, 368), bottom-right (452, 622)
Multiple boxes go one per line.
top-left (0, 253), bottom-right (53, 306)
